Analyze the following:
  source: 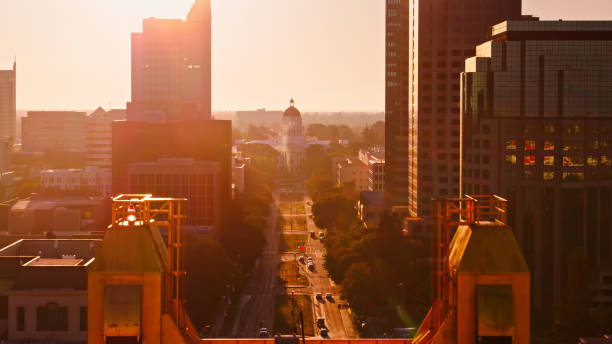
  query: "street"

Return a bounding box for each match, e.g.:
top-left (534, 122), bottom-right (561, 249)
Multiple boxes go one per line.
top-left (231, 181), bottom-right (357, 338)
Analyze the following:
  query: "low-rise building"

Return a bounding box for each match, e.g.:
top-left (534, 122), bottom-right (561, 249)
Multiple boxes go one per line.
top-left (0, 238), bottom-right (101, 343)
top-left (357, 191), bottom-right (385, 228)
top-left (9, 197), bottom-right (107, 234)
top-left (127, 158), bottom-right (221, 232)
top-left (232, 159), bottom-right (245, 196)
top-left (333, 157), bottom-right (369, 193)
top-left (40, 166), bottom-right (111, 197)
top-left (86, 107), bottom-right (126, 170)
top-left (359, 148), bottom-right (385, 192)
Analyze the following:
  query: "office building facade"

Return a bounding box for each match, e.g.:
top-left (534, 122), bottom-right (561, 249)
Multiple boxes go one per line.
top-left (130, 0), bottom-right (211, 121)
top-left (384, 0), bottom-right (521, 215)
top-left (460, 20), bottom-right (612, 324)
top-left (127, 158), bottom-right (220, 230)
top-left (112, 119), bottom-right (232, 229)
top-left (0, 61), bottom-right (16, 144)
top-left (21, 111), bottom-right (86, 153)
top-left (86, 107), bottom-right (126, 169)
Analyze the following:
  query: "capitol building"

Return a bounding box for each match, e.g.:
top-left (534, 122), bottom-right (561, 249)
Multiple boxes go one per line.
top-left (278, 99), bottom-right (305, 174)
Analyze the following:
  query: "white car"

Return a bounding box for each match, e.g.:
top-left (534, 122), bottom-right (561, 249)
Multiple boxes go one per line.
top-left (259, 328), bottom-right (269, 337)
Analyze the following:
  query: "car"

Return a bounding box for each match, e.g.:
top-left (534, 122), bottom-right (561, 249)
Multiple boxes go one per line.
top-left (308, 262), bottom-right (315, 270)
top-left (259, 328), bottom-right (269, 337)
top-left (325, 293), bottom-right (333, 301)
top-left (315, 293), bottom-right (323, 300)
top-left (318, 231), bottom-right (324, 237)
top-left (310, 231), bottom-right (316, 239)
top-left (298, 256), bottom-right (305, 263)
top-left (316, 318), bottom-right (326, 328)
top-left (320, 327), bottom-right (329, 337)
top-left (319, 234), bottom-right (325, 241)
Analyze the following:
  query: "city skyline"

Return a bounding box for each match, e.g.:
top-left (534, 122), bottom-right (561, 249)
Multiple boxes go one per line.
top-left (0, 0), bottom-right (611, 112)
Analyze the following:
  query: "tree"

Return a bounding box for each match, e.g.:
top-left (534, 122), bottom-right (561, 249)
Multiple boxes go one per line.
top-left (311, 194), bottom-right (356, 230)
top-left (185, 234), bottom-right (237, 326)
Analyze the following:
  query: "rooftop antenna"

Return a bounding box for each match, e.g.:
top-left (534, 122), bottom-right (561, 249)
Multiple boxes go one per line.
top-left (290, 98), bottom-right (295, 107)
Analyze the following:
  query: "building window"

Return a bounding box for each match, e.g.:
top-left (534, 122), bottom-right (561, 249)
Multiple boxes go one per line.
top-left (602, 156), bottom-right (612, 166)
top-left (587, 156), bottom-right (598, 166)
top-left (524, 156), bottom-right (536, 166)
top-left (565, 124), bottom-right (582, 136)
top-left (544, 141), bottom-right (555, 151)
top-left (543, 156), bottom-right (554, 166)
top-left (544, 125), bottom-right (555, 135)
top-left (37, 302), bottom-right (68, 331)
top-left (505, 155), bottom-right (517, 165)
top-left (563, 172), bottom-right (584, 181)
top-left (505, 140), bottom-right (517, 150)
top-left (17, 307), bottom-right (24, 332)
top-left (563, 156), bottom-right (584, 167)
top-left (80, 307), bottom-right (87, 331)
top-left (544, 172), bottom-right (554, 181)
top-left (524, 140), bottom-right (536, 151)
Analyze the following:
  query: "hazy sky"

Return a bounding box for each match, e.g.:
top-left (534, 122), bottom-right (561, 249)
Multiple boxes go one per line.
top-left (1, 0), bottom-right (611, 112)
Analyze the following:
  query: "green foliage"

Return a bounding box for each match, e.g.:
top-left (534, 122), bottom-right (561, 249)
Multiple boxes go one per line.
top-left (311, 194), bottom-right (356, 230)
top-left (185, 234), bottom-right (239, 326)
top-left (306, 124), bottom-right (356, 142)
top-left (245, 124), bottom-right (275, 140)
top-left (361, 121), bottom-right (385, 147)
top-left (321, 211), bottom-right (430, 335)
top-left (303, 145), bottom-right (332, 178)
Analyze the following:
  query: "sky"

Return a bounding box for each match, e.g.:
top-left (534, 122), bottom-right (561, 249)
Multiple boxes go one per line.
top-left (1, 0), bottom-right (611, 112)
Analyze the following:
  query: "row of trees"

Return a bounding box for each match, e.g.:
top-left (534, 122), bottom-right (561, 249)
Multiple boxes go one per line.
top-left (185, 144), bottom-right (278, 330)
top-left (233, 121), bottom-right (385, 147)
top-left (303, 145), bottom-right (429, 336)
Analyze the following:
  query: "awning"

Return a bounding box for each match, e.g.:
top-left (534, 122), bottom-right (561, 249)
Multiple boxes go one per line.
top-left (476, 284), bottom-right (515, 337)
top-left (104, 285), bottom-right (142, 339)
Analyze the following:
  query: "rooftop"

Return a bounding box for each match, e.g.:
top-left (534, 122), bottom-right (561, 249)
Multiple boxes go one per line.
top-left (491, 19), bottom-right (612, 40)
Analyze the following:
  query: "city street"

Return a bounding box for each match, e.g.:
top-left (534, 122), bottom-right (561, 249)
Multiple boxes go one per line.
top-left (231, 182), bottom-right (357, 338)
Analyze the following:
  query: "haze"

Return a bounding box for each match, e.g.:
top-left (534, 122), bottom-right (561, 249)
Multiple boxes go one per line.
top-left (1, 0), bottom-right (611, 112)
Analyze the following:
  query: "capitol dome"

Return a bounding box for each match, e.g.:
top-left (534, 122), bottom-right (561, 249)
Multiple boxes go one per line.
top-left (283, 99), bottom-right (301, 118)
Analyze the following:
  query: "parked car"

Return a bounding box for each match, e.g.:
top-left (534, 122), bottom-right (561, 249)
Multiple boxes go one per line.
top-left (298, 256), bottom-right (305, 263)
top-left (326, 293), bottom-right (333, 301)
top-left (316, 318), bottom-right (326, 328)
top-left (259, 328), bottom-right (269, 337)
top-left (315, 293), bottom-right (323, 300)
top-left (320, 327), bottom-right (329, 337)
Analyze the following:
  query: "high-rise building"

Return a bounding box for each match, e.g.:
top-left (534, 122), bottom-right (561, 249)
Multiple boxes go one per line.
top-left (86, 107), bottom-right (126, 169)
top-left (460, 19), bottom-right (612, 325)
top-left (130, 0), bottom-right (211, 121)
top-left (21, 111), bottom-right (86, 153)
top-left (384, 0), bottom-right (521, 215)
top-left (0, 61), bottom-right (16, 143)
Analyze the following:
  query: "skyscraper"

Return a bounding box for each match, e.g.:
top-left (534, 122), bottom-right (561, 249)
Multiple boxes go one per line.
top-left (130, 0), bottom-right (211, 121)
top-left (384, 0), bottom-right (521, 216)
top-left (460, 19), bottom-right (612, 325)
top-left (0, 61), bottom-right (16, 144)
